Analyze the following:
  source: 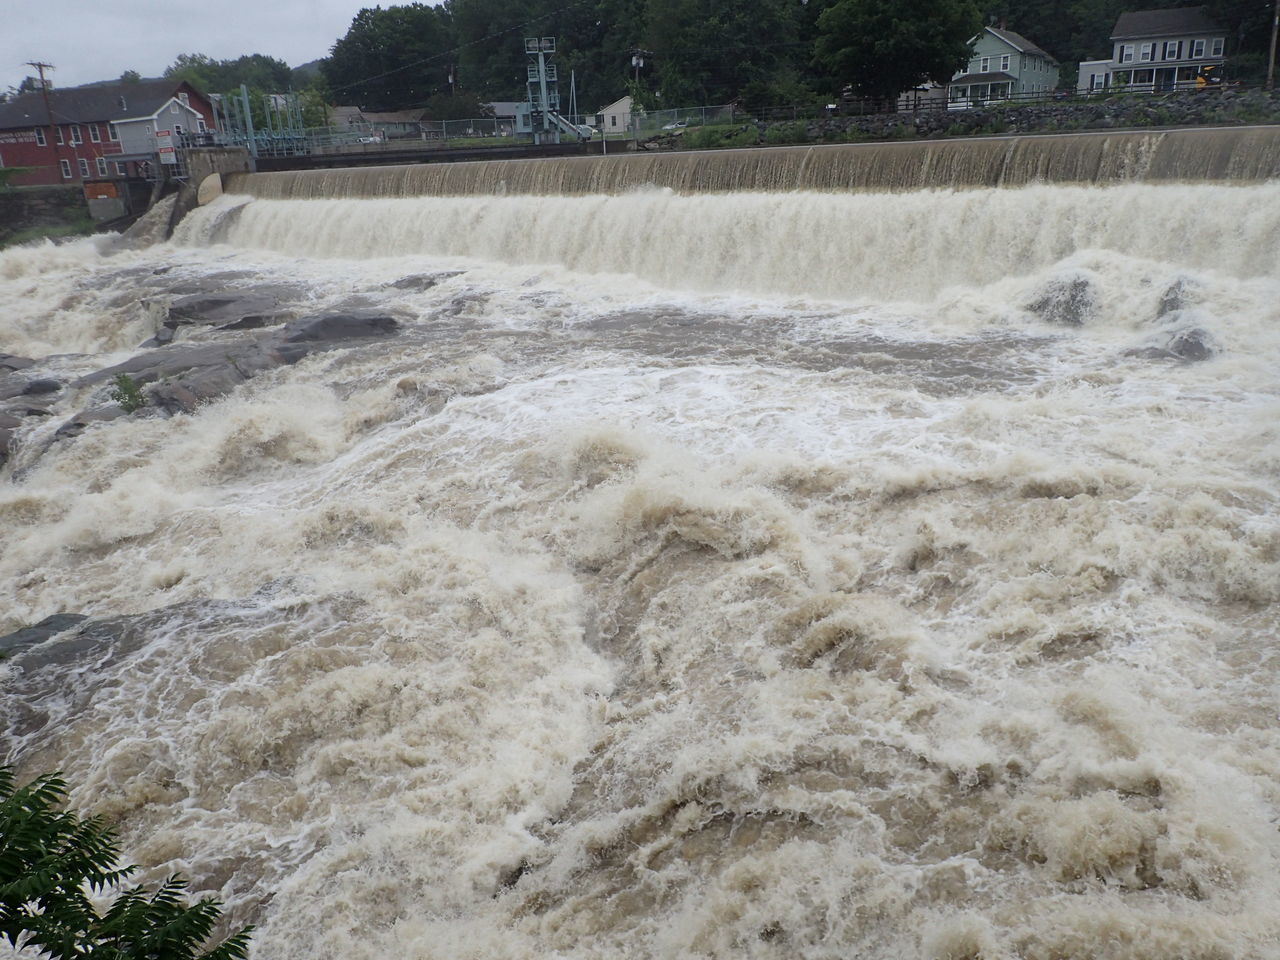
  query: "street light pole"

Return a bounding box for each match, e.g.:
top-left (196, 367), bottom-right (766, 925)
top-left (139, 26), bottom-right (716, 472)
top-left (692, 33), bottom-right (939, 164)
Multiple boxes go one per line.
top-left (1267, 0), bottom-right (1279, 90)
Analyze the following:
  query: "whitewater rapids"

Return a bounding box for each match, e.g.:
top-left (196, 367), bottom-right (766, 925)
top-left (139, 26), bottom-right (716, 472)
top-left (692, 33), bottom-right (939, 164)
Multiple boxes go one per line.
top-left (1, 182), bottom-right (1279, 960)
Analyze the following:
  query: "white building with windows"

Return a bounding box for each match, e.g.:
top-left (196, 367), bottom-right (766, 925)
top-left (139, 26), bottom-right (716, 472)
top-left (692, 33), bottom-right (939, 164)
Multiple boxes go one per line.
top-left (1077, 7), bottom-right (1227, 93)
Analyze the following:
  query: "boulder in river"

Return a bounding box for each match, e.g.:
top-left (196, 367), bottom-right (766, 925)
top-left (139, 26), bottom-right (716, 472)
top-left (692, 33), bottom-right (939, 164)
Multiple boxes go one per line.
top-left (1028, 274), bottom-right (1097, 327)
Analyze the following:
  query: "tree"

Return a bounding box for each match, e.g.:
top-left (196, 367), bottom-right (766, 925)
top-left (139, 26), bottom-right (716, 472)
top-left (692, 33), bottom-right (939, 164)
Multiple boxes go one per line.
top-left (815, 0), bottom-right (983, 100)
top-left (323, 3), bottom-right (458, 110)
top-left (164, 53), bottom-right (293, 95)
top-left (119, 70), bottom-right (142, 83)
top-left (643, 0), bottom-right (803, 107)
top-left (0, 766), bottom-right (252, 960)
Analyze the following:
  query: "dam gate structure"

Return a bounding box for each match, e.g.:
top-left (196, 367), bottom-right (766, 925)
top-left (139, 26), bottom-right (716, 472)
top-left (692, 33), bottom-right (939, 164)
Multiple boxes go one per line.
top-left (219, 126), bottom-right (1280, 201)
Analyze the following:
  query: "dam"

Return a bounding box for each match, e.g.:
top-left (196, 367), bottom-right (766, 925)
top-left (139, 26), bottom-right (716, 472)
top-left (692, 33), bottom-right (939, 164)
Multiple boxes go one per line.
top-left (2, 128), bottom-right (1279, 960)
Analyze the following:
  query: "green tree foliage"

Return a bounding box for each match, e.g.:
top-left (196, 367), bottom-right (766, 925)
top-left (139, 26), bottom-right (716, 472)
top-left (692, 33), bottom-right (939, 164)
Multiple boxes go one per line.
top-left (643, 0), bottom-right (803, 107)
top-left (323, 3), bottom-right (458, 111)
top-left (815, 0), bottom-right (983, 100)
top-left (164, 53), bottom-right (293, 95)
top-left (119, 70), bottom-right (142, 84)
top-left (0, 766), bottom-right (252, 960)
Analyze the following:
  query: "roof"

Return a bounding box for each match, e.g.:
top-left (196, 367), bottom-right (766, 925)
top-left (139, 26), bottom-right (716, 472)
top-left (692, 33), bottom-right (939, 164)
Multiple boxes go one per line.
top-left (952, 72), bottom-right (1018, 85)
top-left (986, 27), bottom-right (1058, 63)
top-left (599, 95), bottom-right (632, 113)
top-left (1111, 7), bottom-right (1224, 39)
top-left (0, 78), bottom-right (205, 130)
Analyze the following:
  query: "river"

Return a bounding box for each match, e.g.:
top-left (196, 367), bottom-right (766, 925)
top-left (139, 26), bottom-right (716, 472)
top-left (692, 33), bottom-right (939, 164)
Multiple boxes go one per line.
top-left (1, 176), bottom-right (1278, 959)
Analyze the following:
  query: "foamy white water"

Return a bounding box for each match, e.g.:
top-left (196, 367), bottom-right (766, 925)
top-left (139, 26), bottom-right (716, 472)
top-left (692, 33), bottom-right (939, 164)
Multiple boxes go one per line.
top-left (2, 183), bottom-right (1279, 960)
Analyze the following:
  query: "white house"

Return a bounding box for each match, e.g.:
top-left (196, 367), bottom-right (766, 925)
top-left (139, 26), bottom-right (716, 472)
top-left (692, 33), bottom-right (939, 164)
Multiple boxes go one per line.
top-left (1077, 7), bottom-right (1227, 93)
top-left (597, 95), bottom-right (632, 134)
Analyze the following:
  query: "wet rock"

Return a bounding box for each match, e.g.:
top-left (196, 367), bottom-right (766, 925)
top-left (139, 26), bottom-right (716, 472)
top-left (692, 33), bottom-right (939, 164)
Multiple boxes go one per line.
top-left (0, 355), bottom-right (35, 373)
top-left (1124, 327), bottom-right (1219, 363)
top-left (22, 378), bottom-right (61, 396)
top-left (1028, 275), bottom-right (1097, 327)
top-left (388, 272), bottom-right (462, 292)
top-left (1166, 327), bottom-right (1218, 361)
top-left (0, 427), bottom-right (11, 468)
top-left (281, 312), bottom-right (400, 343)
top-left (142, 290), bottom-right (296, 347)
top-left (1156, 279), bottom-right (1196, 321)
top-left (55, 406), bottom-right (130, 440)
top-left (0, 614), bottom-right (88, 658)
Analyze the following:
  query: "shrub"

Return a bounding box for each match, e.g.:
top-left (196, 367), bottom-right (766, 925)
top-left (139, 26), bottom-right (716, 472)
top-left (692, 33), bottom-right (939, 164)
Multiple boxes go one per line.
top-left (0, 766), bottom-right (252, 960)
top-left (109, 373), bottom-right (146, 413)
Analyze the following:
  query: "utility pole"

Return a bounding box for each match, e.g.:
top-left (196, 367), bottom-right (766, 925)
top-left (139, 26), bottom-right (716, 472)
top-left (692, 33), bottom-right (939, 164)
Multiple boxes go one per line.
top-left (1267, 0), bottom-right (1279, 91)
top-left (24, 61), bottom-right (63, 180)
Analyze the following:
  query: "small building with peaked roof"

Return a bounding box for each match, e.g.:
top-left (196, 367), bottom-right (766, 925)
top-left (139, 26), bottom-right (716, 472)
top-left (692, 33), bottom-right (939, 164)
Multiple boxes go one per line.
top-left (0, 78), bottom-right (215, 185)
top-left (947, 26), bottom-right (1060, 109)
top-left (1077, 7), bottom-right (1227, 93)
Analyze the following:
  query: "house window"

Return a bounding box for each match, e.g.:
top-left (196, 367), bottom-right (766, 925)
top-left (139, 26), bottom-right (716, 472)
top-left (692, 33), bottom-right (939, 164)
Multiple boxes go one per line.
top-left (56, 126), bottom-right (64, 144)
top-left (89, 123), bottom-right (101, 142)
top-left (196, 117), bottom-right (207, 133)
top-left (115, 161), bottom-right (127, 176)
top-left (59, 159), bottom-right (71, 178)
top-left (1000, 54), bottom-right (1010, 71)
top-left (34, 127), bottom-right (46, 146)
top-left (95, 156), bottom-right (107, 176)
top-left (1140, 43), bottom-right (1154, 62)
top-left (1120, 44), bottom-right (1135, 63)
top-left (980, 57), bottom-right (990, 72)
top-left (960, 62), bottom-right (970, 75)
top-left (610, 115), bottom-right (617, 127)
top-left (108, 122), bottom-right (119, 141)
top-left (70, 124), bottom-right (82, 144)
top-left (78, 158), bottom-right (89, 177)
top-left (1211, 38), bottom-right (1224, 57)
top-left (1163, 41), bottom-right (1182, 60)
top-left (170, 103), bottom-right (179, 114)
top-left (174, 123), bottom-right (184, 135)
top-left (1192, 39), bottom-right (1205, 58)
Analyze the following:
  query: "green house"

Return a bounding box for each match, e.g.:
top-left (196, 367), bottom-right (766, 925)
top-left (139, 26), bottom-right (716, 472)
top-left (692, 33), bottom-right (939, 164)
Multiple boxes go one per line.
top-left (948, 27), bottom-right (1060, 108)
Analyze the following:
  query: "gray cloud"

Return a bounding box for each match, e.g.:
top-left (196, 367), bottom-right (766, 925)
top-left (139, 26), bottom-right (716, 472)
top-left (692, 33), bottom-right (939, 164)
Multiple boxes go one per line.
top-left (2, 0), bottom-right (379, 92)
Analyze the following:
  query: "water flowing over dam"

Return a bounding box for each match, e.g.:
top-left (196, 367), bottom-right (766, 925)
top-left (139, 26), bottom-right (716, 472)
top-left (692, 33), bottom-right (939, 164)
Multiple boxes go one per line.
top-left (228, 126), bottom-right (1280, 199)
top-left (2, 137), bottom-right (1280, 960)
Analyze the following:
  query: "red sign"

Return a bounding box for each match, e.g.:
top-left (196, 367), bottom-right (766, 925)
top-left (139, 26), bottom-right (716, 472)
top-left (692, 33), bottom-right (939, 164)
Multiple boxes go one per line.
top-left (154, 129), bottom-right (171, 137)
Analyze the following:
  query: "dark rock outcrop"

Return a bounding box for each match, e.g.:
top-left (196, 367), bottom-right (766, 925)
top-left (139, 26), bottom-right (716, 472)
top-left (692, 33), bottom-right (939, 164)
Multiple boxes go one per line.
top-left (0, 614), bottom-right (88, 658)
top-left (281, 312), bottom-right (400, 343)
top-left (142, 289), bottom-right (297, 347)
top-left (0, 355), bottom-right (35, 373)
top-left (71, 309), bottom-right (403, 419)
top-left (1028, 275), bottom-right (1097, 327)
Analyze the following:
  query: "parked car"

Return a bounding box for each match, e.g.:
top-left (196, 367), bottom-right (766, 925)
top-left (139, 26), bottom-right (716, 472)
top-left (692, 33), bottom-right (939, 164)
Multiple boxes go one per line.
top-left (662, 120), bottom-right (688, 130)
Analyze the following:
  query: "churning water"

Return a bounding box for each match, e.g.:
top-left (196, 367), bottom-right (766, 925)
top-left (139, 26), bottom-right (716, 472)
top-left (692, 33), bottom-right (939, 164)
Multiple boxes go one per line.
top-left (2, 178), bottom-right (1279, 960)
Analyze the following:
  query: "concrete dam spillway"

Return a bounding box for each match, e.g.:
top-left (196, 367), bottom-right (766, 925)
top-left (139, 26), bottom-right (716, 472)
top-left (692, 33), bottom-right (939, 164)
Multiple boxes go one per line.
top-left (225, 126), bottom-right (1280, 198)
top-left (3, 125), bottom-right (1280, 960)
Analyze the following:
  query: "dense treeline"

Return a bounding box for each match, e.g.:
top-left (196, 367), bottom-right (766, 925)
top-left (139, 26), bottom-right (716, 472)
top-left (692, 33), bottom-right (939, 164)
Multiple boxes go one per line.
top-left (141, 0), bottom-right (1275, 121)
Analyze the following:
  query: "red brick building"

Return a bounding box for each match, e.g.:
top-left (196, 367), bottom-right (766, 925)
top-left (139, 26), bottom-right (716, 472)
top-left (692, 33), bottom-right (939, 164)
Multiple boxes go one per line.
top-left (0, 78), bottom-right (215, 186)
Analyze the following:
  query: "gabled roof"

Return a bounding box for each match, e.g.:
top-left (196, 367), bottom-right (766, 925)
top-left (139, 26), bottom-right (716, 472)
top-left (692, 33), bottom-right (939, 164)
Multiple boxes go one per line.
top-left (1111, 7), bottom-right (1225, 40)
top-left (986, 27), bottom-right (1058, 63)
top-left (0, 78), bottom-right (205, 130)
top-left (598, 95), bottom-right (632, 113)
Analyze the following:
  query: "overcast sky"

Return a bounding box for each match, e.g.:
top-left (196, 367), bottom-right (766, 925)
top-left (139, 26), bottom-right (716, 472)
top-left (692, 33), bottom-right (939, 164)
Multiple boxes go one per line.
top-left (2, 0), bottom-right (378, 93)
